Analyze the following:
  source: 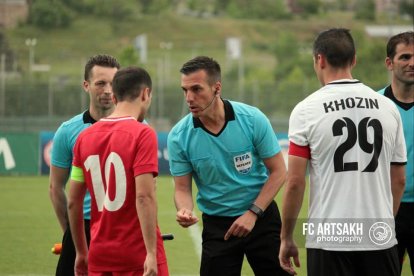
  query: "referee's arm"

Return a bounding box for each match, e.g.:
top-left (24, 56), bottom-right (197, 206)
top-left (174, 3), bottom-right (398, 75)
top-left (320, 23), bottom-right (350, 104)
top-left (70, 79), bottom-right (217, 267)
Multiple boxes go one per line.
top-left (253, 152), bottom-right (287, 211)
top-left (390, 164), bottom-right (406, 216)
top-left (174, 174), bottom-right (199, 228)
top-left (49, 165), bottom-right (70, 232)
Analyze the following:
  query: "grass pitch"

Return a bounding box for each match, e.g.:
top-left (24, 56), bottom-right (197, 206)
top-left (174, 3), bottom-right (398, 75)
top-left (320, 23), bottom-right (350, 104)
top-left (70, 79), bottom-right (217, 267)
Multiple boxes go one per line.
top-left (0, 176), bottom-right (410, 275)
top-left (0, 176), bottom-right (261, 275)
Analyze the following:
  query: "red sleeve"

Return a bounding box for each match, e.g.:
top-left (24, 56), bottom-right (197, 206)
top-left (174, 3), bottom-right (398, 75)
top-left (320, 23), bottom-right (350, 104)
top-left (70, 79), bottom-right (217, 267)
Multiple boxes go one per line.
top-left (133, 127), bottom-right (159, 177)
top-left (288, 141), bottom-right (311, 159)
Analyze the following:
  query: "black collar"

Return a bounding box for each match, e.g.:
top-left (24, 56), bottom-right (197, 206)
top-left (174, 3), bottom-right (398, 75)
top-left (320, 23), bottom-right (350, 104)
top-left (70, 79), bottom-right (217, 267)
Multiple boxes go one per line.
top-left (384, 85), bottom-right (413, 111)
top-left (193, 99), bottom-right (235, 137)
top-left (83, 110), bottom-right (97, 124)
top-left (326, 80), bottom-right (361, 85)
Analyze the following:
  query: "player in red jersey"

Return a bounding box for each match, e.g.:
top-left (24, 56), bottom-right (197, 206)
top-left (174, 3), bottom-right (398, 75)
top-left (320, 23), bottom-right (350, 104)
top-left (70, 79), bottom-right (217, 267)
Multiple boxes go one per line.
top-left (68, 66), bottom-right (168, 276)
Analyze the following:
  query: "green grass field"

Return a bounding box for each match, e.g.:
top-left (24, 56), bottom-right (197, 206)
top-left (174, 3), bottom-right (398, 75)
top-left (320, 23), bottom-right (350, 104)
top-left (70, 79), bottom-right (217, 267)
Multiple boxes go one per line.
top-left (0, 176), bottom-right (411, 275)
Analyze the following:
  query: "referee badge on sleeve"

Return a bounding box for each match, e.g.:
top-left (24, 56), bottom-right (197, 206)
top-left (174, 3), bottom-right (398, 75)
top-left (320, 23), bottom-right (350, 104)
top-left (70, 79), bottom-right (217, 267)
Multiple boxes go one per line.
top-left (234, 152), bottom-right (252, 174)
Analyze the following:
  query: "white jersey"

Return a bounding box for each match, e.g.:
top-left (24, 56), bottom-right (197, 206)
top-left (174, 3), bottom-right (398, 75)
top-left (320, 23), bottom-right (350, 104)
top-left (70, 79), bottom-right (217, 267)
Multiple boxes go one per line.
top-left (289, 79), bottom-right (407, 250)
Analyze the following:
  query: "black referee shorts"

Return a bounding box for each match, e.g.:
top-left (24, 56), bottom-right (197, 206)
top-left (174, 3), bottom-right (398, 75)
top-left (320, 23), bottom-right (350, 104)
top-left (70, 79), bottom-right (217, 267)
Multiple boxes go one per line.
top-left (200, 201), bottom-right (289, 276)
top-left (55, 220), bottom-right (90, 276)
top-left (395, 202), bottom-right (414, 273)
top-left (307, 246), bottom-right (400, 276)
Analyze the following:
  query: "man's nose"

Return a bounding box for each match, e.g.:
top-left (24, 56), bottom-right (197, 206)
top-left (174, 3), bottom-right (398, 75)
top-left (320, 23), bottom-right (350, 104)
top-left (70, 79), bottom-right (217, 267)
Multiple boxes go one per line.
top-left (185, 91), bottom-right (193, 102)
top-left (409, 56), bottom-right (414, 66)
top-left (104, 83), bottom-right (112, 94)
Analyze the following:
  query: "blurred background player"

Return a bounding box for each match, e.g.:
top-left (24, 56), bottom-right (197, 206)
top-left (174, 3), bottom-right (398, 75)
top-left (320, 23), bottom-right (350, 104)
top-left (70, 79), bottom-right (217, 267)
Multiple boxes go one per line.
top-left (49, 54), bottom-right (120, 276)
top-left (68, 66), bottom-right (168, 275)
top-left (168, 56), bottom-right (288, 276)
top-left (378, 31), bottom-right (414, 274)
top-left (279, 28), bottom-right (407, 276)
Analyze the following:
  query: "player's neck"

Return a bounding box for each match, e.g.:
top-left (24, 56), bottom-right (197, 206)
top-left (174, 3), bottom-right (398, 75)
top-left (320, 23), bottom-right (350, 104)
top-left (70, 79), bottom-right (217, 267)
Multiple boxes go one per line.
top-left (109, 101), bottom-right (143, 120)
top-left (89, 106), bottom-right (115, 121)
top-left (323, 69), bottom-right (353, 85)
top-left (391, 80), bottom-right (414, 103)
top-left (199, 99), bottom-right (225, 133)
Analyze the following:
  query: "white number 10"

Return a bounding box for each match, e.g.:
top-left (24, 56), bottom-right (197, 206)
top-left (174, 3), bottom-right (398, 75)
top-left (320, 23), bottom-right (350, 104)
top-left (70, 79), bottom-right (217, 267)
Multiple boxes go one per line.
top-left (84, 152), bottom-right (127, 212)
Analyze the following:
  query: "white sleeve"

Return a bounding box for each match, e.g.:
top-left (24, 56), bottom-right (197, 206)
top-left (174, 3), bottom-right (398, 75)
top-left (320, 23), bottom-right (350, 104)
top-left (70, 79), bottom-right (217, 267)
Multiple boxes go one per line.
top-left (392, 108), bottom-right (407, 163)
top-left (288, 101), bottom-right (309, 146)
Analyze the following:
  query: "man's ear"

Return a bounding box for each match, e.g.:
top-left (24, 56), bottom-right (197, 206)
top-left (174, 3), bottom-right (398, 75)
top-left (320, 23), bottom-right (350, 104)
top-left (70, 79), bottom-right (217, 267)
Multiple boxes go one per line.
top-left (111, 94), bottom-right (118, 105)
top-left (141, 87), bottom-right (150, 101)
top-left (317, 54), bottom-right (326, 69)
top-left (351, 55), bottom-right (357, 67)
top-left (385, 57), bottom-right (393, 71)
top-left (214, 81), bottom-right (222, 97)
top-left (82, 80), bottom-right (89, 93)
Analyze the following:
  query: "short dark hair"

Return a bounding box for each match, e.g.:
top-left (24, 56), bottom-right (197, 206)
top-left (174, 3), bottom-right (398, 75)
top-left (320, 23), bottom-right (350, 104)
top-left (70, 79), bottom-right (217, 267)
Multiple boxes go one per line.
top-left (386, 31), bottom-right (414, 59)
top-left (180, 56), bottom-right (221, 84)
top-left (84, 54), bottom-right (120, 81)
top-left (313, 28), bottom-right (355, 68)
top-left (112, 66), bottom-right (152, 101)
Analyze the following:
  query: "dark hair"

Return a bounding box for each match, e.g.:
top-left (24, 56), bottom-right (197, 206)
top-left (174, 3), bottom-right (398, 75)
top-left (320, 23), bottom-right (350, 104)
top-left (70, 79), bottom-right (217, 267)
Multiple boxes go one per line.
top-left (84, 54), bottom-right (120, 81)
top-left (180, 56), bottom-right (221, 84)
top-left (112, 66), bottom-right (152, 101)
top-left (386, 31), bottom-right (414, 59)
top-left (313, 28), bottom-right (355, 68)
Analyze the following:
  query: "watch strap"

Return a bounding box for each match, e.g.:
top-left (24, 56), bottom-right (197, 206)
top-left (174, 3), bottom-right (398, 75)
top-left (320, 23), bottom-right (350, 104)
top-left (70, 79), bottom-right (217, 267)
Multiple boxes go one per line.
top-left (249, 203), bottom-right (264, 218)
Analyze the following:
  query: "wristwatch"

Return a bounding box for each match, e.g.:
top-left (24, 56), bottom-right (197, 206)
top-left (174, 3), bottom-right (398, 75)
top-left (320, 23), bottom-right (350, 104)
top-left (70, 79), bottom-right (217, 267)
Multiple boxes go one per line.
top-left (249, 203), bottom-right (264, 218)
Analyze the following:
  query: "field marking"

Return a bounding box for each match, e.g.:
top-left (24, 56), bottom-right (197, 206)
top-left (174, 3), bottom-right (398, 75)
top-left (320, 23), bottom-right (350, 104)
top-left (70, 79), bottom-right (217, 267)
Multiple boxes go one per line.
top-left (188, 223), bottom-right (202, 259)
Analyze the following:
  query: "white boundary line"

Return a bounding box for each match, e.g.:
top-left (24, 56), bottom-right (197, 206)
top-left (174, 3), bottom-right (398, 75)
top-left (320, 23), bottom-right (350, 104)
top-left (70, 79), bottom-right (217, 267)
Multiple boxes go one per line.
top-left (188, 223), bottom-right (202, 260)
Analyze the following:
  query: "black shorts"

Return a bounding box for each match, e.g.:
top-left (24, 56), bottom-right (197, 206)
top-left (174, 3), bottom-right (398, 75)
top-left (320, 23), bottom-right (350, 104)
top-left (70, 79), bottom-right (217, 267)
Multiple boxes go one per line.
top-left (200, 201), bottom-right (289, 276)
top-left (395, 202), bottom-right (414, 273)
top-left (55, 220), bottom-right (90, 276)
top-left (307, 246), bottom-right (400, 276)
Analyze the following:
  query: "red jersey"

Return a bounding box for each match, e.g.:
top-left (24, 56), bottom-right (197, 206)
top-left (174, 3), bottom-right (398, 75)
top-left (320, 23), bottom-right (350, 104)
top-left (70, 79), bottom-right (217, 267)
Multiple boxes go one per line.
top-left (73, 116), bottom-right (167, 272)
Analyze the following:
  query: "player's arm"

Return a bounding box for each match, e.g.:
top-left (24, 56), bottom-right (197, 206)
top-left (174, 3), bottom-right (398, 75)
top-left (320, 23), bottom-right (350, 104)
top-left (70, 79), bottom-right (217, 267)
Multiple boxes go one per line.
top-left (390, 164), bottom-right (406, 216)
top-left (67, 166), bottom-right (88, 275)
top-left (174, 174), bottom-right (199, 227)
top-left (279, 154), bottom-right (308, 275)
top-left (49, 165), bottom-right (70, 232)
top-left (135, 173), bottom-right (158, 275)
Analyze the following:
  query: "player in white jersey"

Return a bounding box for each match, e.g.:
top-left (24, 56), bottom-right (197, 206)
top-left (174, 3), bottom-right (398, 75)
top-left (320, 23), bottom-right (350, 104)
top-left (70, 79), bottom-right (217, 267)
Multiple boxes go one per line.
top-left (279, 28), bottom-right (407, 276)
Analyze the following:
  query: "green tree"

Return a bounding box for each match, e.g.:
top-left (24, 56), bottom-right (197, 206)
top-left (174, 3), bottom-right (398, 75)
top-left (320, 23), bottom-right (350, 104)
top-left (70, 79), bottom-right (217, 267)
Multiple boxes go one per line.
top-left (354, 40), bottom-right (388, 90)
top-left (273, 32), bottom-right (301, 81)
top-left (297, 0), bottom-right (320, 15)
top-left (139, 0), bottom-right (171, 14)
top-left (60, 0), bottom-right (93, 13)
top-left (354, 0), bottom-right (375, 21)
top-left (275, 66), bottom-right (307, 115)
top-left (400, 0), bottom-right (414, 20)
top-left (226, 0), bottom-right (290, 19)
top-left (0, 32), bottom-right (15, 71)
top-left (118, 46), bottom-right (139, 67)
top-left (29, 0), bottom-right (73, 29)
top-left (91, 0), bottom-right (134, 18)
top-left (212, 0), bottom-right (231, 15)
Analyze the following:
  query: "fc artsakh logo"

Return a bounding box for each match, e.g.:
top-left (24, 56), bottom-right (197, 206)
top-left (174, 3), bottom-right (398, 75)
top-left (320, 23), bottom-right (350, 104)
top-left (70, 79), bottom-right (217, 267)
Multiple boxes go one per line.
top-left (234, 152), bottom-right (252, 174)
